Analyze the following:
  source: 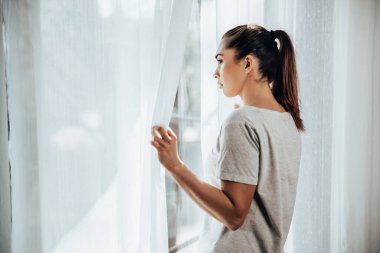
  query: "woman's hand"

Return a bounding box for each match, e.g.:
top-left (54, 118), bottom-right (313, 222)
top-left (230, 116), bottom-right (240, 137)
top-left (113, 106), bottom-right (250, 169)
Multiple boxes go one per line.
top-left (150, 126), bottom-right (183, 172)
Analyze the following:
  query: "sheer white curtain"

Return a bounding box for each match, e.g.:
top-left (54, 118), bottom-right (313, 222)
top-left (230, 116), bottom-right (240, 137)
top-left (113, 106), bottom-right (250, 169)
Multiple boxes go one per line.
top-left (329, 1), bottom-right (380, 252)
top-left (0, 0), bottom-right (192, 252)
top-left (0, 0), bottom-right (12, 252)
top-left (200, 0), bottom-right (380, 252)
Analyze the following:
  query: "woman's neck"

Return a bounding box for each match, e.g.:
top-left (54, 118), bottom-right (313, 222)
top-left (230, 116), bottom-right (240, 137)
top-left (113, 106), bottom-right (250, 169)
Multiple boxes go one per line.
top-left (239, 80), bottom-right (286, 112)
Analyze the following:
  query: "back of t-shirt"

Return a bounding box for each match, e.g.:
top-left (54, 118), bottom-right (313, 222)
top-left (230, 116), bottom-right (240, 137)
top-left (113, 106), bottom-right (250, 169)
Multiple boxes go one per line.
top-left (199, 105), bottom-right (302, 253)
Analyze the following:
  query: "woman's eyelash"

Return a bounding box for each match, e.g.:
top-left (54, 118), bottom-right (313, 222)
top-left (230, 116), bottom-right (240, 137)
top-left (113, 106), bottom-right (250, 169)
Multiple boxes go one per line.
top-left (217, 59), bottom-right (222, 63)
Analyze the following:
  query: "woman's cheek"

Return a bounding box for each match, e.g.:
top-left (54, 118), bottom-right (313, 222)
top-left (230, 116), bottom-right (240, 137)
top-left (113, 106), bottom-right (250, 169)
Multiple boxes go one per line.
top-left (219, 66), bottom-right (224, 78)
top-left (220, 65), bottom-right (226, 82)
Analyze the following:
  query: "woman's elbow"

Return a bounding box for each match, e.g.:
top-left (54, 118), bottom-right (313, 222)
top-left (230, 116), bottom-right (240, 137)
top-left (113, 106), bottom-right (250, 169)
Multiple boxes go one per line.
top-left (227, 216), bottom-right (244, 231)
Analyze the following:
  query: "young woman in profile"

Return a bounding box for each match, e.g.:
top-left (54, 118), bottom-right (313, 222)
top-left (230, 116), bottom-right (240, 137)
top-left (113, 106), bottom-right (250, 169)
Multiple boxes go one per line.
top-left (151, 24), bottom-right (305, 253)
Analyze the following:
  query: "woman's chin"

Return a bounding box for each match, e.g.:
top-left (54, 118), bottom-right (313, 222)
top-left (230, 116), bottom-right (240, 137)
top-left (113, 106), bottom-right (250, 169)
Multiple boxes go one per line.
top-left (223, 90), bottom-right (238, 98)
top-left (222, 91), bottom-right (233, 97)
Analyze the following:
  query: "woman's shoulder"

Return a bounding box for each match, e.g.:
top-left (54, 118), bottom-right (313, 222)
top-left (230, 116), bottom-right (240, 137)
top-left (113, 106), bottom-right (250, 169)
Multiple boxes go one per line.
top-left (222, 107), bottom-right (262, 128)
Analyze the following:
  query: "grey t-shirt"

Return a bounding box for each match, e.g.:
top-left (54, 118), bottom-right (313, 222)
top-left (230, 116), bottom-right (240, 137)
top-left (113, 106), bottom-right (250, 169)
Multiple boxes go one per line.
top-left (198, 105), bottom-right (302, 253)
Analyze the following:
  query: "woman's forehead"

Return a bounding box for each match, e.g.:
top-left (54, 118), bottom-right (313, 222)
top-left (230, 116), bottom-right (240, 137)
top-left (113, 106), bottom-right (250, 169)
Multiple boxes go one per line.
top-left (215, 46), bottom-right (235, 58)
top-left (216, 40), bottom-right (227, 52)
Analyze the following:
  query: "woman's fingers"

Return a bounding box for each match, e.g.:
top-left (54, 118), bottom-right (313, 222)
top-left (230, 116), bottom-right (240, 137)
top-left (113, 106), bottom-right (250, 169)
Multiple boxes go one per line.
top-left (166, 128), bottom-right (177, 140)
top-left (150, 126), bottom-right (175, 151)
top-left (151, 140), bottom-right (164, 151)
top-left (153, 136), bottom-right (169, 148)
top-left (157, 127), bottom-right (172, 143)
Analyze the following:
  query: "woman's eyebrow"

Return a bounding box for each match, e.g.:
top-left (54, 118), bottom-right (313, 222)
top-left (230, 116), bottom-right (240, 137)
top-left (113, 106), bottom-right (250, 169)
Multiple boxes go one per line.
top-left (215, 53), bottom-right (223, 59)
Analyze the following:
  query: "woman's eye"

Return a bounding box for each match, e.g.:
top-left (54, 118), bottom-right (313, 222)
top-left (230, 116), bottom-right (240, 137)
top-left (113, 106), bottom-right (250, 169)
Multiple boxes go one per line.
top-left (217, 60), bottom-right (222, 64)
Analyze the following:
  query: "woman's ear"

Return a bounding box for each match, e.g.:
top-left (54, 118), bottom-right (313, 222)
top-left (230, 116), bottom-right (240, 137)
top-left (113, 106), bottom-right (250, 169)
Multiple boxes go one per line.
top-left (244, 55), bottom-right (254, 73)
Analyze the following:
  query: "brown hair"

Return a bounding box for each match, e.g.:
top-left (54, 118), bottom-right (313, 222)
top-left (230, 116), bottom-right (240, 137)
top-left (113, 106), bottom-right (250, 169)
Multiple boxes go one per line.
top-left (222, 24), bottom-right (305, 132)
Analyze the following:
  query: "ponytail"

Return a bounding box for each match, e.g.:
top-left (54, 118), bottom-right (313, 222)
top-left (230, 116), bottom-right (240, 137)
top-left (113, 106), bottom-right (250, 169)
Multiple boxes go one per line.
top-left (273, 30), bottom-right (305, 132)
top-left (222, 25), bottom-right (305, 132)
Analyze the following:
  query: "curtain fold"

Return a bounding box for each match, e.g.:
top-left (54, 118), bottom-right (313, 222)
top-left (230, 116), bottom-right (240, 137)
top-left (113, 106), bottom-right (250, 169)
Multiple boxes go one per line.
top-left (370, 4), bottom-right (380, 252)
top-left (331, 0), bottom-right (380, 252)
top-left (145, 0), bottom-right (193, 252)
top-left (1, 0), bottom-right (192, 252)
top-left (0, 0), bottom-right (12, 252)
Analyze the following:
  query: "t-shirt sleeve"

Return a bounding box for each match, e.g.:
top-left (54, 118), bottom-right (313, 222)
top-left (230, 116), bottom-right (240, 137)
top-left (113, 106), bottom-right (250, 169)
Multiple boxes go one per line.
top-left (216, 121), bottom-right (260, 185)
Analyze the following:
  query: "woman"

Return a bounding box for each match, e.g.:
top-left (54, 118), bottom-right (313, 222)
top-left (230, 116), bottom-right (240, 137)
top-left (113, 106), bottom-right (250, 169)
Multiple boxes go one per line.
top-left (151, 24), bottom-right (304, 253)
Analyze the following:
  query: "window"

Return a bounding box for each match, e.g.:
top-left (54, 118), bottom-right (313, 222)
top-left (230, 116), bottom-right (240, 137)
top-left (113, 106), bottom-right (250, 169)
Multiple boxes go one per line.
top-left (166, 1), bottom-right (203, 252)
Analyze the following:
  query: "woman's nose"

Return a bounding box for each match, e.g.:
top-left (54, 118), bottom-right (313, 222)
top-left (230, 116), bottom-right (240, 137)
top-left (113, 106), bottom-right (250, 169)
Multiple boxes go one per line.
top-left (213, 70), bottom-right (219, 79)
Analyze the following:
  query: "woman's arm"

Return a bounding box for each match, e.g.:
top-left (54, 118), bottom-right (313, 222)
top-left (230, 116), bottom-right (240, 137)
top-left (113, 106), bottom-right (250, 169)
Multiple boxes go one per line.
top-left (168, 161), bottom-right (255, 231)
top-left (150, 126), bottom-right (255, 231)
